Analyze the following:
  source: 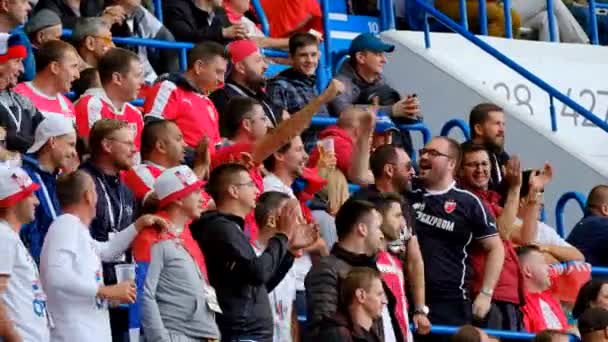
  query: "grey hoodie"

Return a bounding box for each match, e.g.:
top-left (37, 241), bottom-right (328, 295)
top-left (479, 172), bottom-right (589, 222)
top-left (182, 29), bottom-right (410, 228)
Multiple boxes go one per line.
top-left (142, 239), bottom-right (221, 342)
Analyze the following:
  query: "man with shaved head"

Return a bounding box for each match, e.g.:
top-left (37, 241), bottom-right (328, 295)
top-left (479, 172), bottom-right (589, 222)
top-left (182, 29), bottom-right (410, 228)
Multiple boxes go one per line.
top-left (567, 185), bottom-right (608, 266)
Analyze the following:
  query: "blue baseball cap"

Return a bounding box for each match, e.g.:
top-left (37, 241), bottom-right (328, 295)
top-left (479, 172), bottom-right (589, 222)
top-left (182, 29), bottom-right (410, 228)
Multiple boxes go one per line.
top-left (375, 115), bottom-right (399, 134)
top-left (349, 33), bottom-right (395, 55)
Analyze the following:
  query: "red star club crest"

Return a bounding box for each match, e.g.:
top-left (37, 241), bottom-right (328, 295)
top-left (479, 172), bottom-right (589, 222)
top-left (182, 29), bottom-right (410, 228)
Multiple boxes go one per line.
top-left (444, 200), bottom-right (457, 214)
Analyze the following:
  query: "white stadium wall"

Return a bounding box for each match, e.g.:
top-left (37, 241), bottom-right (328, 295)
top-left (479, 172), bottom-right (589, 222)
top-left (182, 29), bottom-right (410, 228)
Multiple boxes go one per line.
top-left (380, 30), bottom-right (608, 233)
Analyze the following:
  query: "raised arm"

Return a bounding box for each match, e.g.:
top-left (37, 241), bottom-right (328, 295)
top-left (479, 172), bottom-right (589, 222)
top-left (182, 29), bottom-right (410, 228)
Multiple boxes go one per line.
top-left (251, 79), bottom-right (345, 163)
top-left (347, 106), bottom-right (375, 185)
top-left (497, 156), bottom-right (523, 241)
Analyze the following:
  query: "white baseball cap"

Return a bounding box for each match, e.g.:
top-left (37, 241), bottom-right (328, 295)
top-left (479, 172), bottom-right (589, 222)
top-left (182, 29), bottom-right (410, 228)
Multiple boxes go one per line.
top-left (27, 115), bottom-right (76, 154)
top-left (154, 165), bottom-right (205, 209)
top-left (0, 167), bottom-right (40, 208)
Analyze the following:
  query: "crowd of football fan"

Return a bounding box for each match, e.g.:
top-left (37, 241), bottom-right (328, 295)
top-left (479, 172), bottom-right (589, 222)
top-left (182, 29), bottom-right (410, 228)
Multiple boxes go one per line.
top-left (2, 1), bottom-right (608, 342)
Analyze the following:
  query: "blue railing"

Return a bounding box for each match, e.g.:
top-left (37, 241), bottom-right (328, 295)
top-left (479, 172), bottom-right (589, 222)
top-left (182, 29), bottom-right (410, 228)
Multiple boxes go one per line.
top-left (440, 118), bottom-right (471, 139)
top-left (555, 191), bottom-right (587, 238)
top-left (251, 0), bottom-right (271, 36)
top-left (61, 30), bottom-right (289, 72)
top-left (588, 0), bottom-right (608, 44)
top-left (415, 0), bottom-right (608, 136)
top-left (449, 0), bottom-right (608, 45)
top-left (152, 0), bottom-right (162, 22)
top-left (458, 0), bottom-right (570, 43)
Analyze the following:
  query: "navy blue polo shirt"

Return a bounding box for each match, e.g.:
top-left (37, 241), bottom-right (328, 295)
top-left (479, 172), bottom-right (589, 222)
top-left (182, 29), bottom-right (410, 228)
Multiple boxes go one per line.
top-left (567, 214), bottom-right (608, 266)
top-left (407, 182), bottom-right (497, 302)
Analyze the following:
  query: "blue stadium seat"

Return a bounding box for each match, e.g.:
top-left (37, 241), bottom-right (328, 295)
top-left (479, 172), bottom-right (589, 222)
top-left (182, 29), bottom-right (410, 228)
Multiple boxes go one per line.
top-left (327, 0), bottom-right (348, 14)
top-left (265, 63), bottom-right (290, 78)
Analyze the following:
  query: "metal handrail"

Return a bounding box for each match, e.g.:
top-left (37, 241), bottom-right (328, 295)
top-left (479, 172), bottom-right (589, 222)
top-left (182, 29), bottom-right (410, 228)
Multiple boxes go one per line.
top-left (440, 118), bottom-right (471, 140)
top-left (251, 0), bottom-right (270, 36)
top-left (429, 325), bottom-right (536, 340)
top-left (415, 0), bottom-right (608, 135)
top-left (152, 0), bottom-right (162, 22)
top-left (61, 29), bottom-right (289, 72)
top-left (588, 0), bottom-right (608, 45)
top-left (400, 123), bottom-right (432, 145)
top-left (555, 191), bottom-right (587, 238)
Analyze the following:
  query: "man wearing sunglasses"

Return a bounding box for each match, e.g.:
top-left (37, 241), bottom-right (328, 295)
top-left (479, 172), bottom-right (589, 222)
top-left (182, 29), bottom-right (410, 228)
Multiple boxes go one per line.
top-left (72, 17), bottom-right (115, 70)
top-left (410, 136), bottom-right (505, 339)
top-left (350, 144), bottom-right (430, 336)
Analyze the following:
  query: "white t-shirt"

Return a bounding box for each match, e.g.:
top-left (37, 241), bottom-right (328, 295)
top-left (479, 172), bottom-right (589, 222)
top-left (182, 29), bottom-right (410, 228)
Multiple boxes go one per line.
top-left (263, 173), bottom-right (312, 291)
top-left (515, 218), bottom-right (572, 247)
top-left (0, 221), bottom-right (50, 342)
top-left (40, 214), bottom-right (137, 342)
top-left (253, 242), bottom-right (297, 342)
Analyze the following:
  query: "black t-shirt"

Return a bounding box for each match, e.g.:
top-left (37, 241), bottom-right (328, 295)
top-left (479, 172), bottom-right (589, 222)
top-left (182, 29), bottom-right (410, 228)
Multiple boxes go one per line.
top-left (350, 184), bottom-right (416, 238)
top-left (406, 182), bottom-right (497, 302)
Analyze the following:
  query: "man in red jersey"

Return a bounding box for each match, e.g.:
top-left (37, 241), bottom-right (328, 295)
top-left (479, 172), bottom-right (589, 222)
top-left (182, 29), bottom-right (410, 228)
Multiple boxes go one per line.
top-left (518, 245), bottom-right (569, 333)
top-left (75, 48), bottom-right (144, 154)
top-left (144, 41), bottom-right (227, 155)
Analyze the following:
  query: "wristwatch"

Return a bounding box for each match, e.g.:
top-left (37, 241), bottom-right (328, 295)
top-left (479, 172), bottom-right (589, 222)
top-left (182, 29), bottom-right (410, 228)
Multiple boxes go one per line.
top-left (480, 288), bottom-right (494, 297)
top-left (414, 305), bottom-right (430, 316)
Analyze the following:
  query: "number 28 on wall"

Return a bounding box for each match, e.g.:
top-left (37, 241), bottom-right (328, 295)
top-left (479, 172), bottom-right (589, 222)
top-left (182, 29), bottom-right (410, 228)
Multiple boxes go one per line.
top-left (493, 82), bottom-right (607, 128)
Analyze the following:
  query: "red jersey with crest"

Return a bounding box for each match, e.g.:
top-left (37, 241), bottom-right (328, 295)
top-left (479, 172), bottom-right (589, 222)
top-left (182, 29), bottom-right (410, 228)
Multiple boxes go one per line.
top-left (75, 88), bottom-right (144, 150)
top-left (143, 78), bottom-right (221, 149)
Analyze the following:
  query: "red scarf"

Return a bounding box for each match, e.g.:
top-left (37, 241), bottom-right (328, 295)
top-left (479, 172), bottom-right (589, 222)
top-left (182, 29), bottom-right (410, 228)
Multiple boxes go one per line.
top-left (131, 211), bottom-right (208, 279)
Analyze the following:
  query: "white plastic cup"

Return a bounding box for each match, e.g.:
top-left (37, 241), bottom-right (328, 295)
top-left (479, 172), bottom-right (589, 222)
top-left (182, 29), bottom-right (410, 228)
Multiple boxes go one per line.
top-left (319, 138), bottom-right (334, 154)
top-left (114, 264), bottom-right (136, 283)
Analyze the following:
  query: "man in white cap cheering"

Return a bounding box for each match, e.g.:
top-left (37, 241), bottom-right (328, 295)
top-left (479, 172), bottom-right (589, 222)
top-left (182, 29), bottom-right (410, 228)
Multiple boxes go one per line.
top-left (20, 115), bottom-right (77, 264)
top-left (0, 166), bottom-right (50, 342)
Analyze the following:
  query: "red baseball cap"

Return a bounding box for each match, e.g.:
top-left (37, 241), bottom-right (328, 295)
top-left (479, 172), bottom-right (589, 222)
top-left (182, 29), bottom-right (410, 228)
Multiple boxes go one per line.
top-left (227, 39), bottom-right (259, 64)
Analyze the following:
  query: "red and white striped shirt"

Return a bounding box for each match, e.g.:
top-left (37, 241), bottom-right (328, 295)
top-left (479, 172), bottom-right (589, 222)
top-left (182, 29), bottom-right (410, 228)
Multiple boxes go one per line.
top-left (74, 88), bottom-right (144, 150)
top-left (377, 250), bottom-right (411, 341)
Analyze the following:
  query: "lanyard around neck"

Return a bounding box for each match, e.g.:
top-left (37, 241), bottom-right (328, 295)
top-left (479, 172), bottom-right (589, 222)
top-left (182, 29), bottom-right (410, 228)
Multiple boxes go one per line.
top-left (98, 178), bottom-right (123, 231)
top-left (0, 99), bottom-right (22, 132)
